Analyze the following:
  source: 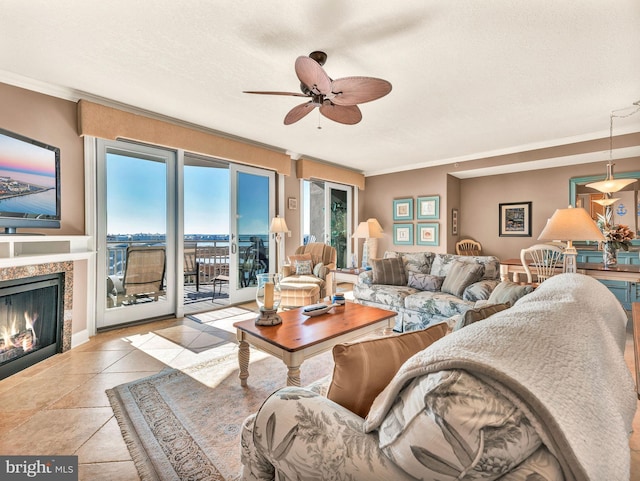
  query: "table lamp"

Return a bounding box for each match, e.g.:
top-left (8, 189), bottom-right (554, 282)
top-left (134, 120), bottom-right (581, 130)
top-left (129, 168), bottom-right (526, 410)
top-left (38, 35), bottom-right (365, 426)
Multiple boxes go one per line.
top-left (352, 218), bottom-right (383, 268)
top-left (537, 206), bottom-right (605, 273)
top-left (269, 216), bottom-right (290, 271)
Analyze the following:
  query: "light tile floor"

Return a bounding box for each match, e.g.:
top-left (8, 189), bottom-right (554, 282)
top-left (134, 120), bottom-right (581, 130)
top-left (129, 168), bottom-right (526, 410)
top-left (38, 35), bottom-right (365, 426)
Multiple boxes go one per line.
top-left (0, 308), bottom-right (638, 481)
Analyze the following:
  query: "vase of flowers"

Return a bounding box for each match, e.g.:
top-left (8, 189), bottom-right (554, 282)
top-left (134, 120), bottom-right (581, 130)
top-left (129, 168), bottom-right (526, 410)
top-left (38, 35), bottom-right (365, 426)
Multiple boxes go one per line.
top-left (603, 241), bottom-right (618, 266)
top-left (599, 222), bottom-right (635, 267)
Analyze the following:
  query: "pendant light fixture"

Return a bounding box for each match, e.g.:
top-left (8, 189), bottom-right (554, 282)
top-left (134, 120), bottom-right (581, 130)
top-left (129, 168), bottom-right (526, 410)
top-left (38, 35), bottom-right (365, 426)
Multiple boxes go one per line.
top-left (586, 101), bottom-right (640, 193)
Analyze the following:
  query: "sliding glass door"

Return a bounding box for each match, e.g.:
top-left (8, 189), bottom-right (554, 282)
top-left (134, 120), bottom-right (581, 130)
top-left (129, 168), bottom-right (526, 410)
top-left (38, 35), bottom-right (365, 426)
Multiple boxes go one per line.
top-left (96, 140), bottom-right (176, 329)
top-left (95, 141), bottom-right (275, 328)
top-left (303, 180), bottom-right (352, 268)
top-left (183, 156), bottom-right (230, 308)
top-left (229, 164), bottom-right (275, 303)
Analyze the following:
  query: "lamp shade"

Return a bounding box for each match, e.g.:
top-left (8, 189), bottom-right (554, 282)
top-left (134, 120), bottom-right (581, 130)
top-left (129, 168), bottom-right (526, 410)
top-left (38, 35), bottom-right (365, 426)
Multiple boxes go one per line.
top-left (591, 197), bottom-right (620, 207)
top-left (537, 207), bottom-right (605, 242)
top-left (585, 163), bottom-right (637, 193)
top-left (269, 216), bottom-right (289, 233)
top-left (352, 218), bottom-right (383, 239)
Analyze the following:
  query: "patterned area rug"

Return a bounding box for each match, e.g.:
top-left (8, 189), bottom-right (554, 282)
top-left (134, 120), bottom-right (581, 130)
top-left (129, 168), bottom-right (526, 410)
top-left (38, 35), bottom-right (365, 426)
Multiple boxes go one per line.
top-left (107, 336), bottom-right (333, 481)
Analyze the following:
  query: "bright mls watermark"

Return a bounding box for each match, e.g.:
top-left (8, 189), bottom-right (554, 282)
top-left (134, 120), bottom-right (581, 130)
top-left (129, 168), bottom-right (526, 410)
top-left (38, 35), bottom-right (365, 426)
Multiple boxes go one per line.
top-left (1, 456), bottom-right (77, 480)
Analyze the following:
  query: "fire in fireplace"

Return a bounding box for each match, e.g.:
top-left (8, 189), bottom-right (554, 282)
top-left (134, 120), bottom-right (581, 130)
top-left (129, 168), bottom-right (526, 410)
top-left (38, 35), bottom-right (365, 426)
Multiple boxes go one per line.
top-left (0, 273), bottom-right (64, 380)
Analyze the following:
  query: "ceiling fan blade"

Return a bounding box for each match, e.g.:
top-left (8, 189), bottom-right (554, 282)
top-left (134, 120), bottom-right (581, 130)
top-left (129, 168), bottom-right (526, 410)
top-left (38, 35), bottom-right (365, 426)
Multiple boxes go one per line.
top-left (330, 77), bottom-right (392, 106)
top-left (319, 102), bottom-right (362, 125)
top-left (284, 102), bottom-right (317, 125)
top-left (243, 90), bottom-right (308, 97)
top-left (295, 56), bottom-right (331, 95)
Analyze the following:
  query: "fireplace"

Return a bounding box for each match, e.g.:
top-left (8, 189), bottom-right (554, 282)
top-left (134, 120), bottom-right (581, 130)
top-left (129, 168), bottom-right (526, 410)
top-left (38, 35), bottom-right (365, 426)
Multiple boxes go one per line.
top-left (0, 273), bottom-right (64, 380)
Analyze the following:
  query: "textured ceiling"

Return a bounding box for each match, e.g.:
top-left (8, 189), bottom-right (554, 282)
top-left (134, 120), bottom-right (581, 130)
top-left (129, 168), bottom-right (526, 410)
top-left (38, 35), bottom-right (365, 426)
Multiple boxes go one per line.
top-left (1, 0), bottom-right (639, 176)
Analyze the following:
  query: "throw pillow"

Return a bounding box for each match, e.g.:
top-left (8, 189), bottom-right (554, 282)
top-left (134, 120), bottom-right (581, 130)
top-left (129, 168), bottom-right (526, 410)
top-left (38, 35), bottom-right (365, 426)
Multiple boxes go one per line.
top-left (440, 259), bottom-right (483, 297)
top-left (453, 302), bottom-right (510, 331)
top-left (288, 253), bottom-right (312, 265)
top-left (407, 272), bottom-right (444, 291)
top-left (462, 279), bottom-right (501, 302)
top-left (312, 261), bottom-right (325, 278)
top-left (376, 369), bottom-right (541, 481)
top-left (487, 281), bottom-right (535, 306)
top-left (371, 257), bottom-right (407, 286)
top-left (294, 259), bottom-right (313, 275)
top-left (327, 323), bottom-right (448, 418)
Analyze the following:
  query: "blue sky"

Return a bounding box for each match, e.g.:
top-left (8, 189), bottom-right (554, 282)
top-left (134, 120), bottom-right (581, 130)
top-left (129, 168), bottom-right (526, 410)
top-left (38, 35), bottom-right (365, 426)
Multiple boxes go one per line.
top-left (106, 154), bottom-right (272, 236)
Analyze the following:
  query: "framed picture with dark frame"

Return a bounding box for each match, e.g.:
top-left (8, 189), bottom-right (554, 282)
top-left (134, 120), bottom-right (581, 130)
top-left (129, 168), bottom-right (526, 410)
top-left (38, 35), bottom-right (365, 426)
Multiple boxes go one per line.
top-left (393, 223), bottom-right (414, 245)
top-left (416, 195), bottom-right (439, 220)
top-left (393, 198), bottom-right (413, 221)
top-left (451, 208), bottom-right (459, 235)
top-left (499, 202), bottom-right (532, 237)
top-left (417, 222), bottom-right (439, 246)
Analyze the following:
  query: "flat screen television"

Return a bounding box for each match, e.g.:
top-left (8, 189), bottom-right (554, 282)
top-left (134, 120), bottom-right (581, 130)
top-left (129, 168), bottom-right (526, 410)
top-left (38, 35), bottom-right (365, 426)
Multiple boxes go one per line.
top-left (0, 128), bottom-right (61, 234)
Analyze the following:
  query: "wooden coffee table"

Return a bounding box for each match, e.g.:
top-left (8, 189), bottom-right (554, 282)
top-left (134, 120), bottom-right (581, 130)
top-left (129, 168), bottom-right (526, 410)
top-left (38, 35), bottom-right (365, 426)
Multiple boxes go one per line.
top-left (234, 302), bottom-right (397, 387)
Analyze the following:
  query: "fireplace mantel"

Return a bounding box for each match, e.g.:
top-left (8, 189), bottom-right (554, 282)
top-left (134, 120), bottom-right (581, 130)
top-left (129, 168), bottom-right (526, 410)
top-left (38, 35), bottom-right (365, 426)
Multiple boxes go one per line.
top-left (0, 235), bottom-right (96, 348)
top-left (0, 235), bottom-right (93, 267)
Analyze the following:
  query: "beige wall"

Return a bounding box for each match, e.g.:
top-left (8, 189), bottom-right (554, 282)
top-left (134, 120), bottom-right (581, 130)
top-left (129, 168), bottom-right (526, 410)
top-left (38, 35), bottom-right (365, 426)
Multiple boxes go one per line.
top-left (0, 83), bottom-right (85, 234)
top-left (363, 164), bottom-right (452, 255)
top-left (363, 157), bottom-right (639, 260)
top-left (282, 159), bottom-right (301, 260)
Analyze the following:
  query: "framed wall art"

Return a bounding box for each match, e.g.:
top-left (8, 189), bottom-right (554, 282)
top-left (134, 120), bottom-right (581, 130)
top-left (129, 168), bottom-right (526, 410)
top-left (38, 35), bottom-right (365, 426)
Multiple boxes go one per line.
top-left (416, 195), bottom-right (439, 220)
top-left (416, 222), bottom-right (439, 246)
top-left (393, 223), bottom-right (414, 245)
top-left (451, 208), bottom-right (459, 235)
top-left (288, 197), bottom-right (297, 210)
top-left (499, 201), bottom-right (532, 237)
top-left (393, 198), bottom-right (413, 221)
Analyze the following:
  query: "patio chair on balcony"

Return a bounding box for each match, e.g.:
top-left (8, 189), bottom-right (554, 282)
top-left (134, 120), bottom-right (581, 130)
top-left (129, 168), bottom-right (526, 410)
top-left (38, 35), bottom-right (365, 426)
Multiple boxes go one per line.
top-left (239, 245), bottom-right (262, 287)
top-left (184, 244), bottom-right (200, 291)
top-left (107, 246), bottom-right (166, 307)
top-left (212, 246), bottom-right (230, 298)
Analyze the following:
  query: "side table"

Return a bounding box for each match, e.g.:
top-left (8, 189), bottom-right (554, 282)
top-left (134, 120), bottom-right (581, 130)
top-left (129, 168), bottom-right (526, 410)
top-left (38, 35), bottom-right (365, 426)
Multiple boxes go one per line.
top-left (334, 268), bottom-right (368, 283)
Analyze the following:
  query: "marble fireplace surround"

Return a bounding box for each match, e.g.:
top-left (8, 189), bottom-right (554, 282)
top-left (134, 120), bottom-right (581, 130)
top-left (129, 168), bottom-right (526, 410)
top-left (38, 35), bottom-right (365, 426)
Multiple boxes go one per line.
top-left (0, 261), bottom-right (74, 353)
top-left (0, 236), bottom-right (96, 355)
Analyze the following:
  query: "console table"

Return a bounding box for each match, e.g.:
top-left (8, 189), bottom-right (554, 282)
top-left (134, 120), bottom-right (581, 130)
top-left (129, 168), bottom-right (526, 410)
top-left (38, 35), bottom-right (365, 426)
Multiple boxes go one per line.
top-left (500, 258), bottom-right (640, 283)
top-left (500, 259), bottom-right (640, 309)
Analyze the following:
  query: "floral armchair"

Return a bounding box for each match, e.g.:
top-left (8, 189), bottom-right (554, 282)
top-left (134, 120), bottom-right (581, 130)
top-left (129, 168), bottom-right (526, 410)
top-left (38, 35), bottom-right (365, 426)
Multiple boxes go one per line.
top-left (240, 274), bottom-right (637, 481)
top-left (280, 242), bottom-right (337, 298)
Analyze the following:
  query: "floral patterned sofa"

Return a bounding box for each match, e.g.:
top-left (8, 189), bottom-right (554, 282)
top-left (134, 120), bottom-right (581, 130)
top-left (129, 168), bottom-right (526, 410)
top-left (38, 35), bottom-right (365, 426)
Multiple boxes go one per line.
top-left (353, 251), bottom-right (502, 332)
top-left (239, 274), bottom-right (637, 481)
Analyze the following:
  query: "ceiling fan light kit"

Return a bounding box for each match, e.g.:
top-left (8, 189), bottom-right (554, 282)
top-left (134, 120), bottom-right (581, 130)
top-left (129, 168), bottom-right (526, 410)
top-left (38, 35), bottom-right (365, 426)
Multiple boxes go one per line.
top-left (244, 51), bottom-right (392, 126)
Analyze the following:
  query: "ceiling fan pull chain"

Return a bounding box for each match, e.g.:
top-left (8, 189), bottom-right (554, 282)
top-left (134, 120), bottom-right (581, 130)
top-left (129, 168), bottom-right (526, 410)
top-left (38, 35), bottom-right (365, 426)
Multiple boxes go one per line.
top-left (317, 110), bottom-right (322, 130)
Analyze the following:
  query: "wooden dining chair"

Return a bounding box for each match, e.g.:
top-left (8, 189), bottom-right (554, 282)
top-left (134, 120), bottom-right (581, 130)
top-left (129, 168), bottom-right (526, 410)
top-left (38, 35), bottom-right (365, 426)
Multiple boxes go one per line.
top-left (520, 244), bottom-right (564, 284)
top-left (455, 239), bottom-right (482, 256)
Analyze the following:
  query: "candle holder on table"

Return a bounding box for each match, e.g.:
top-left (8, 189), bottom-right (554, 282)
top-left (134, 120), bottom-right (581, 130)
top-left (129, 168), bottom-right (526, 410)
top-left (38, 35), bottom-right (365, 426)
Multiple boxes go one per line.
top-left (255, 273), bottom-right (282, 326)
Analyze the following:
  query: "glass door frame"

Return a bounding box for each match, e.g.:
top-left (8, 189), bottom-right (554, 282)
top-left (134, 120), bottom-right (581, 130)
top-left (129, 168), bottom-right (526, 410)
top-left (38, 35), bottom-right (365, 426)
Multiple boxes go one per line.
top-left (301, 179), bottom-right (353, 268)
top-left (95, 139), bottom-right (177, 329)
top-left (324, 182), bottom-right (352, 269)
top-left (229, 164), bottom-right (275, 304)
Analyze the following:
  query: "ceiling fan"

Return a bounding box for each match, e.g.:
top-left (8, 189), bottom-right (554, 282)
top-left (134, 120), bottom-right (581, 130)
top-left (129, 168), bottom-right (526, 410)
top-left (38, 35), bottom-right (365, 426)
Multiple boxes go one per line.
top-left (243, 51), bottom-right (392, 126)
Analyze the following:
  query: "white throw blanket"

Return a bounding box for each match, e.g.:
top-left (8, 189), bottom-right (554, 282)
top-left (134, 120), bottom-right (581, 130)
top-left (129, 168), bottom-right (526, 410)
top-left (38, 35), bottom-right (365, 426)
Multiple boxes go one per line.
top-left (364, 274), bottom-right (636, 481)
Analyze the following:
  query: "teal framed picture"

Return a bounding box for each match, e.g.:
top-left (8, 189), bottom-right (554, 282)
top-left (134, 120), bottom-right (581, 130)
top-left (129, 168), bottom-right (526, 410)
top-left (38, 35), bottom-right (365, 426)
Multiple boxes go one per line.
top-left (416, 195), bottom-right (439, 220)
top-left (393, 223), bottom-right (414, 245)
top-left (416, 222), bottom-right (439, 246)
top-left (393, 198), bottom-right (413, 221)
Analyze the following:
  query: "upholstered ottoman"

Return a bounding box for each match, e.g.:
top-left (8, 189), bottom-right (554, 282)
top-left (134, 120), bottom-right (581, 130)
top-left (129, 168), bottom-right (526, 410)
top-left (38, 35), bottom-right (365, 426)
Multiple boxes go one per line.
top-left (279, 283), bottom-right (320, 307)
